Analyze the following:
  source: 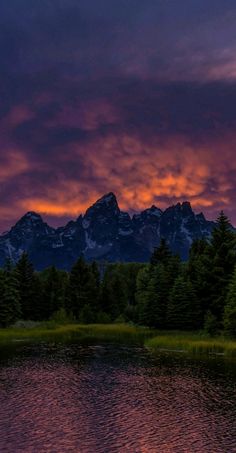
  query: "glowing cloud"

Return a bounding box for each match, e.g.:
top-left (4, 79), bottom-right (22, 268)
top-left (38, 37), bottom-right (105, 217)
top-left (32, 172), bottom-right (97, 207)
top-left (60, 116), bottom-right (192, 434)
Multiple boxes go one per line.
top-left (0, 0), bottom-right (236, 230)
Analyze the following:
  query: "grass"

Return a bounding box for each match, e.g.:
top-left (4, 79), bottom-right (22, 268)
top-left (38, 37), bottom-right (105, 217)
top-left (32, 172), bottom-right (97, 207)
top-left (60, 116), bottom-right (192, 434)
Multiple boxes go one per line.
top-left (145, 331), bottom-right (236, 357)
top-left (77, 323), bottom-right (152, 343)
top-left (1, 323), bottom-right (236, 357)
top-left (0, 323), bottom-right (83, 344)
top-left (0, 323), bottom-right (152, 345)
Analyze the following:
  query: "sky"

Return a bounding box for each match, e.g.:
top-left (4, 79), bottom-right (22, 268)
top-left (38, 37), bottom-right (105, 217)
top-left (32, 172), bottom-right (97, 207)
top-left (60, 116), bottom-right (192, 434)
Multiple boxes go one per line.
top-left (0, 0), bottom-right (236, 231)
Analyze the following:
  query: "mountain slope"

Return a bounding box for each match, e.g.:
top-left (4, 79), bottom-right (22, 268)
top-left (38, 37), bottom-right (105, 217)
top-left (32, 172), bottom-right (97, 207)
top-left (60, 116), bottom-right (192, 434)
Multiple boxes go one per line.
top-left (0, 193), bottom-right (216, 269)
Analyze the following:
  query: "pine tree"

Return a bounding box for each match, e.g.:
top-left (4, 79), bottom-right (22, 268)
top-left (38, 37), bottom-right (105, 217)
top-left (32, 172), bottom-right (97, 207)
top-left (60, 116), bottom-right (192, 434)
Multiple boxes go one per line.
top-left (188, 239), bottom-right (210, 325)
top-left (15, 252), bottom-right (37, 320)
top-left (30, 273), bottom-right (45, 321)
top-left (79, 304), bottom-right (94, 324)
top-left (100, 265), bottom-right (128, 320)
top-left (65, 256), bottom-right (98, 319)
top-left (0, 263), bottom-right (21, 327)
top-left (145, 263), bottom-right (169, 328)
top-left (167, 275), bottom-right (201, 330)
top-left (207, 212), bottom-right (236, 322)
top-left (40, 266), bottom-right (67, 320)
top-left (135, 265), bottom-right (151, 325)
top-left (90, 261), bottom-right (100, 288)
top-left (150, 239), bottom-right (172, 267)
top-left (224, 267), bottom-right (236, 337)
top-left (89, 261), bottom-right (100, 311)
top-left (136, 246), bottom-right (181, 328)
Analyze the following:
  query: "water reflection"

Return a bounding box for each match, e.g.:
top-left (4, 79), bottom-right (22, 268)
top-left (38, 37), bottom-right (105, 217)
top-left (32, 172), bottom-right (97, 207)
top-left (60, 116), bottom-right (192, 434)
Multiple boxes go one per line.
top-left (0, 342), bottom-right (236, 452)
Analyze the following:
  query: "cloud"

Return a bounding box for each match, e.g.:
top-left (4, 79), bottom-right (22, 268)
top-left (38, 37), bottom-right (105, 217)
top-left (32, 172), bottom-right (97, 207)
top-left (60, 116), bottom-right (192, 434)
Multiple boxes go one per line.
top-left (3, 127), bottom-right (235, 228)
top-left (0, 1), bottom-right (236, 230)
top-left (0, 151), bottom-right (29, 183)
top-left (0, 77), bottom-right (236, 229)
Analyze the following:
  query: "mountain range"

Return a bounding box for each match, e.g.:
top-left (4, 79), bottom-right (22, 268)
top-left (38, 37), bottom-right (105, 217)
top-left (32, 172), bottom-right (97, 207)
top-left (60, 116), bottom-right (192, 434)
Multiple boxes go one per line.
top-left (0, 192), bottom-right (216, 270)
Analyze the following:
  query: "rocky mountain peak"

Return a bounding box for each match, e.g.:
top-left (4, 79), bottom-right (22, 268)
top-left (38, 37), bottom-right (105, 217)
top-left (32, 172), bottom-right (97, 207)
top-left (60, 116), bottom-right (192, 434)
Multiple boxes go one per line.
top-left (84, 192), bottom-right (120, 221)
top-left (0, 194), bottom-right (220, 269)
top-left (196, 212), bottom-right (206, 222)
top-left (144, 205), bottom-right (163, 217)
top-left (164, 201), bottom-right (194, 218)
top-left (181, 201), bottom-right (194, 215)
top-left (20, 211), bottom-right (43, 222)
top-left (99, 192), bottom-right (117, 204)
top-left (12, 211), bottom-right (44, 232)
top-left (94, 192), bottom-right (119, 210)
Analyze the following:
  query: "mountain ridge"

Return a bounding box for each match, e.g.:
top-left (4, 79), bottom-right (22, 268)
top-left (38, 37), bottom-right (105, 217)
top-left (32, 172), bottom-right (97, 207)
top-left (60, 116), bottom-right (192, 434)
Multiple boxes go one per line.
top-left (0, 193), bottom-right (217, 269)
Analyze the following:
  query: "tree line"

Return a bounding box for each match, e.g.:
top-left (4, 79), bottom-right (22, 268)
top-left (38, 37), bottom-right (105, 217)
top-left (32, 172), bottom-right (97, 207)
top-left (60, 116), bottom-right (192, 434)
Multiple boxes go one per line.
top-left (0, 212), bottom-right (236, 336)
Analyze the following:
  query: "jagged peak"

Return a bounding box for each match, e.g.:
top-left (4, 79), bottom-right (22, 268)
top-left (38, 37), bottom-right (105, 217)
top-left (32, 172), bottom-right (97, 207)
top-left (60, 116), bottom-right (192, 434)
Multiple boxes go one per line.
top-left (181, 201), bottom-right (192, 208)
top-left (146, 205), bottom-right (163, 215)
top-left (181, 201), bottom-right (194, 214)
top-left (18, 211), bottom-right (43, 223)
top-left (9, 211), bottom-right (51, 235)
top-left (133, 205), bottom-right (162, 222)
top-left (196, 212), bottom-right (206, 221)
top-left (165, 201), bottom-right (193, 213)
top-left (85, 192), bottom-right (120, 218)
top-left (96, 192), bottom-right (118, 205)
top-left (138, 204), bottom-right (161, 213)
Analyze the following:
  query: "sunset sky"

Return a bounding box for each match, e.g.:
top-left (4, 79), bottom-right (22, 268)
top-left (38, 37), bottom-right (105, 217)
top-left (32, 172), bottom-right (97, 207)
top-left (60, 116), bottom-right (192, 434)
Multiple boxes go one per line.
top-left (1, 0), bottom-right (236, 231)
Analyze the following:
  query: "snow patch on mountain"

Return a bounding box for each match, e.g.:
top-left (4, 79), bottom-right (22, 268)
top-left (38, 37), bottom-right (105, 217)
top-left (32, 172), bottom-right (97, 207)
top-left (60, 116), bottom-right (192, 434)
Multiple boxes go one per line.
top-left (82, 219), bottom-right (90, 229)
top-left (119, 228), bottom-right (133, 236)
top-left (85, 231), bottom-right (97, 249)
top-left (0, 195), bottom-right (219, 269)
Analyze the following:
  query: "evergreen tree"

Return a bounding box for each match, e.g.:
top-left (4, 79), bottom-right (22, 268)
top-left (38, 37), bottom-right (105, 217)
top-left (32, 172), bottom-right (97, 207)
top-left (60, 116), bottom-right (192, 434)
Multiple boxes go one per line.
top-left (167, 275), bottom-right (201, 330)
top-left (30, 273), bottom-right (45, 321)
top-left (136, 245), bottom-right (181, 328)
top-left (0, 264), bottom-right (21, 327)
top-left (89, 261), bottom-right (100, 311)
top-left (90, 261), bottom-right (100, 288)
top-left (80, 304), bottom-right (95, 324)
top-left (15, 252), bottom-right (37, 320)
top-left (144, 263), bottom-right (169, 328)
top-left (207, 212), bottom-right (236, 322)
top-left (40, 266), bottom-right (67, 319)
top-left (187, 239), bottom-right (210, 325)
top-left (150, 239), bottom-right (172, 267)
top-left (100, 265), bottom-right (128, 320)
top-left (135, 265), bottom-right (151, 325)
top-left (204, 310), bottom-right (219, 336)
top-left (119, 263), bottom-right (144, 321)
top-left (65, 256), bottom-right (98, 319)
top-left (224, 267), bottom-right (236, 337)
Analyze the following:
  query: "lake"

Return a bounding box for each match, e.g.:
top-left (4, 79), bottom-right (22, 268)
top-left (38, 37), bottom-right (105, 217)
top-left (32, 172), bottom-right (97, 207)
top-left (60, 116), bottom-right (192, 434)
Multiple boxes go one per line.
top-left (0, 338), bottom-right (236, 452)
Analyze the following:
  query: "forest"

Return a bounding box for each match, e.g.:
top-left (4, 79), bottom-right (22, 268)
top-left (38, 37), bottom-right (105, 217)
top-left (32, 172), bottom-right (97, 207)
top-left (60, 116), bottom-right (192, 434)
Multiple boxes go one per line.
top-left (0, 212), bottom-right (236, 337)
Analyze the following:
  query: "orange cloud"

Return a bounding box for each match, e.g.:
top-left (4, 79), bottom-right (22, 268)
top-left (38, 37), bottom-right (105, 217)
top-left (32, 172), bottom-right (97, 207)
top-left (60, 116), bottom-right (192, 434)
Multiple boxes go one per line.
top-left (14, 131), bottom-right (236, 225)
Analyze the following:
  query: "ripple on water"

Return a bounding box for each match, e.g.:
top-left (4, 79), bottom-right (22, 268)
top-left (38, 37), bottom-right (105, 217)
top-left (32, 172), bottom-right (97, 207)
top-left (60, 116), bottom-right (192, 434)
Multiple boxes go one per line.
top-left (0, 343), bottom-right (236, 453)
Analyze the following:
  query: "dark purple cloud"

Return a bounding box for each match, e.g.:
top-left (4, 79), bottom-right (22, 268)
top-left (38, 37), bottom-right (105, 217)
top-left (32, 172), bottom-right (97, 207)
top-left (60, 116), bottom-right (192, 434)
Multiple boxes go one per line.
top-left (0, 0), bottom-right (236, 231)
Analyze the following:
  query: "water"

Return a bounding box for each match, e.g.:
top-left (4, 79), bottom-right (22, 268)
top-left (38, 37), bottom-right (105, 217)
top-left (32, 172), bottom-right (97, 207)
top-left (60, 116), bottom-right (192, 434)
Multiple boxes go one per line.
top-left (0, 340), bottom-right (236, 453)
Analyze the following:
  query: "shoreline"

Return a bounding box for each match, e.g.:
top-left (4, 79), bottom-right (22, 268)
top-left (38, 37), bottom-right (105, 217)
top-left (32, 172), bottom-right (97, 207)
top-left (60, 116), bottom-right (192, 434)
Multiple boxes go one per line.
top-left (0, 323), bottom-right (236, 357)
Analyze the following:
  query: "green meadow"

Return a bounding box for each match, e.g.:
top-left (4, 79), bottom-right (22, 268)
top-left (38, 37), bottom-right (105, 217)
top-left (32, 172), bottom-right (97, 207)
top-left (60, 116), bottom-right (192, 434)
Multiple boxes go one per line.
top-left (1, 323), bottom-right (236, 357)
top-left (145, 331), bottom-right (236, 357)
top-left (0, 323), bottom-right (152, 345)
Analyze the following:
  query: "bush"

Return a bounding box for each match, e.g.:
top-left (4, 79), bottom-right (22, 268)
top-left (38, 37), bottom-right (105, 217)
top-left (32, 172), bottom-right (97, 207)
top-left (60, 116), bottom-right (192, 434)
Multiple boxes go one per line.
top-left (204, 311), bottom-right (219, 336)
top-left (96, 311), bottom-right (111, 324)
top-left (50, 308), bottom-right (74, 325)
top-left (79, 304), bottom-right (95, 324)
top-left (13, 320), bottom-right (41, 329)
top-left (113, 314), bottom-right (126, 324)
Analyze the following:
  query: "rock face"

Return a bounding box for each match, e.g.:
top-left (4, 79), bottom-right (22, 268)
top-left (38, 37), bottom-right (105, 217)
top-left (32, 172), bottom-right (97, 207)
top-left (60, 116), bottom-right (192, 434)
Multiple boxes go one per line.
top-left (0, 193), bottom-right (216, 270)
